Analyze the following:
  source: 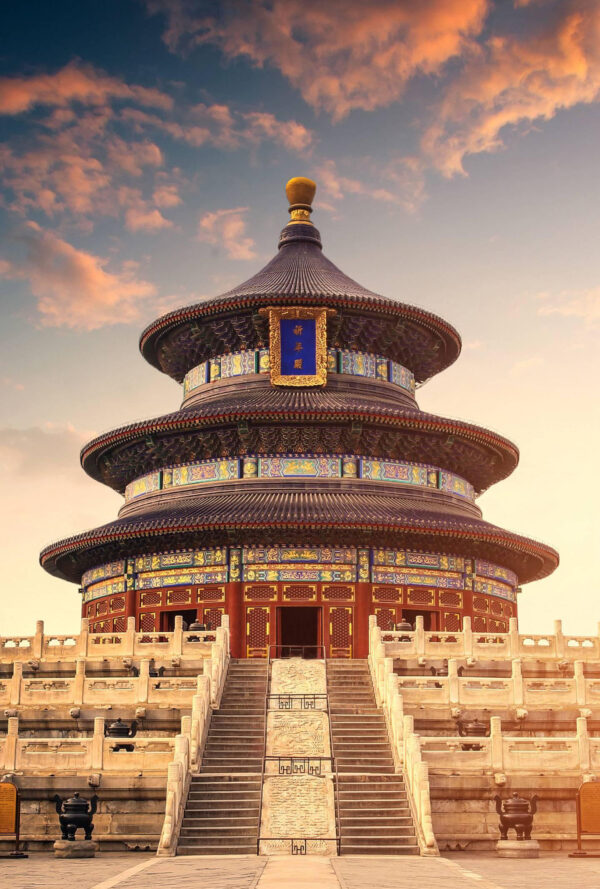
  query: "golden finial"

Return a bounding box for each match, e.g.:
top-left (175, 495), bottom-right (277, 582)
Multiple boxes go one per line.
top-left (285, 176), bottom-right (316, 225)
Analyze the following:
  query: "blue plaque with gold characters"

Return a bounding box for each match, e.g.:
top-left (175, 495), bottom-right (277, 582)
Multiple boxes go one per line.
top-left (260, 305), bottom-right (332, 387)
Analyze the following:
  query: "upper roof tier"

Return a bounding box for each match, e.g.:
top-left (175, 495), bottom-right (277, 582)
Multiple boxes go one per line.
top-left (139, 178), bottom-right (461, 384)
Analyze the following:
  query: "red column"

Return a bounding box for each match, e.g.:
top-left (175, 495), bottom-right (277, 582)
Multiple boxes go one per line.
top-left (353, 582), bottom-right (373, 658)
top-left (124, 588), bottom-right (136, 621)
top-left (225, 582), bottom-right (244, 658)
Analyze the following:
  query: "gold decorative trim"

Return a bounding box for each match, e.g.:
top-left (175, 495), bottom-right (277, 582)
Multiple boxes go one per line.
top-left (259, 306), bottom-right (333, 387)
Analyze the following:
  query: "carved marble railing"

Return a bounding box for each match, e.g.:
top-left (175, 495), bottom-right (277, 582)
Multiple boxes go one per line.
top-left (0, 616), bottom-right (229, 666)
top-left (0, 715), bottom-right (175, 772)
top-left (390, 662), bottom-right (600, 714)
top-left (369, 617), bottom-right (600, 789)
top-left (371, 616), bottom-right (600, 665)
top-left (0, 621), bottom-right (229, 711)
top-left (372, 661), bottom-right (438, 855)
top-left (157, 673), bottom-right (214, 855)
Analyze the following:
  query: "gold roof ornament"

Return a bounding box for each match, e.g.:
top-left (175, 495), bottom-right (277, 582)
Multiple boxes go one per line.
top-left (285, 176), bottom-right (316, 225)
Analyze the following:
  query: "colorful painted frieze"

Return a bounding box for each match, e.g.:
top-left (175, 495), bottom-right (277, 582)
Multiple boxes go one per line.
top-left (371, 567), bottom-right (463, 588)
top-left (360, 458), bottom-right (428, 486)
top-left (389, 361), bottom-right (415, 393)
top-left (243, 546), bottom-right (356, 565)
top-left (439, 471), bottom-right (475, 501)
top-left (475, 559), bottom-right (518, 587)
top-left (220, 350), bottom-right (256, 378)
top-left (84, 578), bottom-right (126, 600)
top-left (136, 567), bottom-right (228, 589)
top-left (243, 566), bottom-right (356, 582)
top-left (82, 560), bottom-right (126, 587)
top-left (327, 349), bottom-right (339, 372)
top-left (474, 578), bottom-right (516, 601)
top-left (124, 471), bottom-right (161, 503)
top-left (229, 548), bottom-right (242, 582)
top-left (340, 350), bottom-right (377, 378)
top-left (358, 548), bottom-right (370, 581)
top-left (182, 362), bottom-right (208, 396)
top-left (258, 456), bottom-right (342, 478)
top-left (134, 548), bottom-right (227, 572)
top-left (163, 458), bottom-right (239, 488)
top-left (258, 349), bottom-right (270, 373)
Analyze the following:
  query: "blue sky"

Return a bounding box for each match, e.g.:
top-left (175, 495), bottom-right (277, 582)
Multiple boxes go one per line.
top-left (0, 0), bottom-right (599, 633)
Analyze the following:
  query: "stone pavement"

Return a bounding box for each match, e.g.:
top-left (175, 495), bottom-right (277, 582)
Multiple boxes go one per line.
top-left (3, 852), bottom-right (600, 889)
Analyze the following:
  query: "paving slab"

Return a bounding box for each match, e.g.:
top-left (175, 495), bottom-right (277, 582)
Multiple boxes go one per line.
top-left (4, 851), bottom-right (600, 889)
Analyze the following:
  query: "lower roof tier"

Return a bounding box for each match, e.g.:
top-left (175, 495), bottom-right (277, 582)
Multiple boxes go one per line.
top-left (80, 387), bottom-right (519, 495)
top-left (40, 488), bottom-right (558, 585)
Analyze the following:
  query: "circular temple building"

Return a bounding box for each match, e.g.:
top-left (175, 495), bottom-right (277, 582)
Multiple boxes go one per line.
top-left (40, 178), bottom-right (558, 657)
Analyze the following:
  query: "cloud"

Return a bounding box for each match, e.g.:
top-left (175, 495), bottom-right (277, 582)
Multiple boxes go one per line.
top-left (1, 223), bottom-right (156, 330)
top-left (0, 63), bottom-right (313, 232)
top-left (0, 59), bottom-right (172, 114)
top-left (0, 423), bottom-right (91, 477)
top-left (537, 286), bottom-right (600, 326)
top-left (197, 207), bottom-right (256, 260)
top-left (146, 0), bottom-right (488, 121)
top-left (0, 377), bottom-right (25, 391)
top-left (422, 1), bottom-right (600, 176)
top-left (316, 157), bottom-right (425, 213)
top-left (510, 355), bottom-right (544, 375)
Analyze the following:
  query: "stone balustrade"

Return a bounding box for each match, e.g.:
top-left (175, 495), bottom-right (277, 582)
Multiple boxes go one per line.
top-left (0, 619), bottom-right (229, 709)
top-left (369, 616), bottom-right (600, 787)
top-left (0, 616), bottom-right (230, 665)
top-left (392, 660), bottom-right (600, 712)
top-left (372, 616), bottom-right (600, 664)
top-left (157, 674), bottom-right (213, 855)
top-left (0, 715), bottom-right (175, 773)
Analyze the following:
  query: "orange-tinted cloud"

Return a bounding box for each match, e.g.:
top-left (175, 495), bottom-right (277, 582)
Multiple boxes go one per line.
top-left (0, 60), bottom-right (172, 114)
top-left (1, 223), bottom-right (156, 329)
top-left (537, 286), bottom-right (600, 326)
top-left (148, 0), bottom-right (488, 120)
top-left (422, 1), bottom-right (600, 175)
top-left (197, 207), bottom-right (256, 260)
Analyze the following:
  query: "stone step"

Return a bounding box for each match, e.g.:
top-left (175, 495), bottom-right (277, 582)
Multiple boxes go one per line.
top-left (180, 824), bottom-right (259, 836)
top-left (178, 832), bottom-right (258, 846)
top-left (201, 765), bottom-right (263, 774)
top-left (182, 816), bottom-right (258, 827)
top-left (177, 843), bottom-right (258, 856)
top-left (339, 816), bottom-right (413, 825)
top-left (339, 843), bottom-right (419, 856)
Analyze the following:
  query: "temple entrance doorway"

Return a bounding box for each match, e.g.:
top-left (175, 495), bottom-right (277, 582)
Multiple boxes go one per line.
top-left (276, 606), bottom-right (322, 658)
top-left (162, 609), bottom-right (197, 631)
top-left (403, 609), bottom-right (436, 631)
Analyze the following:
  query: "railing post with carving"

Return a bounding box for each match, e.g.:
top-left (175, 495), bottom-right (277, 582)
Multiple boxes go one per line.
top-left (511, 658), bottom-right (523, 708)
top-left (125, 616), bottom-right (136, 656)
top-left (33, 619), bottom-right (44, 658)
top-left (554, 619), bottom-right (565, 659)
top-left (463, 616), bottom-right (473, 662)
top-left (173, 615), bottom-right (183, 657)
top-left (80, 617), bottom-right (90, 657)
top-left (577, 715), bottom-right (591, 773)
top-left (74, 657), bottom-right (85, 706)
top-left (490, 715), bottom-right (503, 772)
top-left (575, 660), bottom-right (587, 707)
top-left (508, 617), bottom-right (519, 658)
top-left (415, 616), bottom-right (425, 660)
top-left (92, 716), bottom-right (105, 770)
top-left (10, 662), bottom-right (22, 706)
top-left (138, 659), bottom-right (150, 704)
top-left (4, 717), bottom-right (18, 770)
top-left (448, 658), bottom-right (459, 707)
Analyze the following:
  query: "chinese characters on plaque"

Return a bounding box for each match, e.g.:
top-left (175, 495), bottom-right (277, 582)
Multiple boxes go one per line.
top-left (260, 306), bottom-right (332, 387)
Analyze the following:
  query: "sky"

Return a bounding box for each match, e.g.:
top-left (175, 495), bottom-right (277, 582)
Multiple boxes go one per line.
top-left (0, 0), bottom-right (599, 636)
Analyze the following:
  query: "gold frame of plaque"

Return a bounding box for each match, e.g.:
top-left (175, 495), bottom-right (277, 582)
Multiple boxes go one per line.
top-left (260, 306), bottom-right (334, 388)
top-left (0, 781), bottom-right (27, 858)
